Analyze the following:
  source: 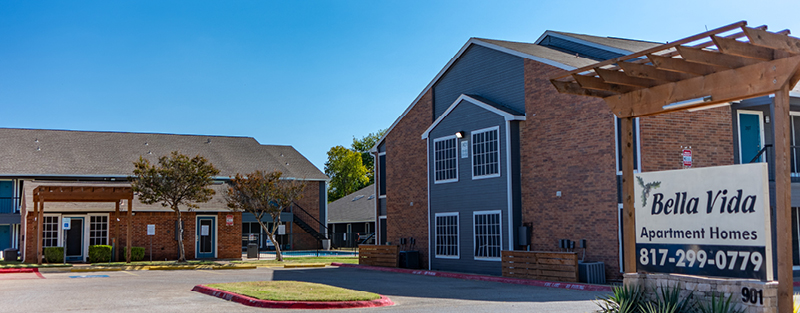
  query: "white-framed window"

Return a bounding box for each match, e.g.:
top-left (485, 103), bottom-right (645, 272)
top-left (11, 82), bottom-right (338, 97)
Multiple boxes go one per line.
top-left (435, 212), bottom-right (459, 259)
top-left (42, 215), bottom-right (60, 247)
top-left (473, 210), bottom-right (502, 260)
top-left (433, 136), bottom-right (458, 183)
top-left (471, 126), bottom-right (500, 179)
top-left (89, 215), bottom-right (109, 246)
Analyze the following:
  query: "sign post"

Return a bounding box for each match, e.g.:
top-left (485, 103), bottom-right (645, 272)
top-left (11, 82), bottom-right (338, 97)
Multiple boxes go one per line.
top-left (147, 224), bottom-right (155, 261)
top-left (62, 218), bottom-right (71, 265)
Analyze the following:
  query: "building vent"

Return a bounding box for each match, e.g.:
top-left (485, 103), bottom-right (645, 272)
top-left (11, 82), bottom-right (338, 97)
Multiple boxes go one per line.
top-left (578, 261), bottom-right (606, 284)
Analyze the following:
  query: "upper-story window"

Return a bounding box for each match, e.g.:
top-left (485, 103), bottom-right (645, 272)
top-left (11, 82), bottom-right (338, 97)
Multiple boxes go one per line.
top-left (434, 136), bottom-right (458, 183)
top-left (472, 127), bottom-right (500, 179)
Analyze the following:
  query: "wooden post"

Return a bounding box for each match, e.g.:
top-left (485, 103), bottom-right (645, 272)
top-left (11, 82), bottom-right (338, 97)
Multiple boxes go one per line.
top-left (773, 84), bottom-right (793, 312)
top-left (620, 117), bottom-right (637, 273)
top-left (33, 196), bottom-right (40, 265)
top-left (114, 200), bottom-right (120, 262)
top-left (37, 197), bottom-right (44, 265)
top-left (126, 199), bottom-right (132, 263)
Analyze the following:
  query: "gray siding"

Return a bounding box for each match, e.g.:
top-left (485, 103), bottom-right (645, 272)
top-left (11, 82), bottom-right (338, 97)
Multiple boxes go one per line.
top-left (319, 181), bottom-right (327, 233)
top-left (433, 45), bottom-right (524, 119)
top-left (538, 35), bottom-right (625, 61)
top-left (428, 100), bottom-right (510, 275)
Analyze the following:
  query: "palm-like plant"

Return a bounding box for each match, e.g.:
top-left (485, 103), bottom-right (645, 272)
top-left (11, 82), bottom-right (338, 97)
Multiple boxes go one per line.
top-left (695, 293), bottom-right (744, 313)
top-left (596, 285), bottom-right (645, 313)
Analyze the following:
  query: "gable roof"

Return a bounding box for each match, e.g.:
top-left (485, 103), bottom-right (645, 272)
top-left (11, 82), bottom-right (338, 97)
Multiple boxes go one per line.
top-left (371, 31), bottom-right (664, 153)
top-left (421, 94), bottom-right (525, 139)
top-left (0, 128), bottom-right (328, 180)
top-left (327, 184), bottom-right (375, 224)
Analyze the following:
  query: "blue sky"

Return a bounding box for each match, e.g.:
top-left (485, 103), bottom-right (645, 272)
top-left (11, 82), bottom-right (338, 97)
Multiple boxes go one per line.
top-left (1, 0), bottom-right (799, 171)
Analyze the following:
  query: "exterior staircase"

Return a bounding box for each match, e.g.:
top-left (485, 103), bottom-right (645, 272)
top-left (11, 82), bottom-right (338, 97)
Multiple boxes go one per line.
top-left (291, 202), bottom-right (336, 249)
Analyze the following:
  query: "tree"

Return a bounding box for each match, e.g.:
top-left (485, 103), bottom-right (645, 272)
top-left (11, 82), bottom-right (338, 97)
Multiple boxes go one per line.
top-left (350, 129), bottom-right (386, 181)
top-left (130, 151), bottom-right (220, 263)
top-left (324, 146), bottom-right (369, 202)
top-left (225, 170), bottom-right (305, 262)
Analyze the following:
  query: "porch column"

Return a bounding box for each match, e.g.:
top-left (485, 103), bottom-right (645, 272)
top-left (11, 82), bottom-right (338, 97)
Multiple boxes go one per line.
top-left (126, 199), bottom-right (132, 263)
top-left (33, 197), bottom-right (39, 265)
top-left (114, 200), bottom-right (119, 262)
top-left (620, 117), bottom-right (636, 272)
top-left (773, 83), bottom-right (793, 313)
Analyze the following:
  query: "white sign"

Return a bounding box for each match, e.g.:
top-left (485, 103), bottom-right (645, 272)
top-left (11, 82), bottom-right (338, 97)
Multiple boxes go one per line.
top-left (277, 224), bottom-right (286, 235)
top-left (62, 218), bottom-right (71, 230)
top-left (634, 163), bottom-right (772, 280)
top-left (147, 224), bottom-right (155, 236)
top-left (201, 225), bottom-right (210, 236)
top-left (460, 141), bottom-right (469, 158)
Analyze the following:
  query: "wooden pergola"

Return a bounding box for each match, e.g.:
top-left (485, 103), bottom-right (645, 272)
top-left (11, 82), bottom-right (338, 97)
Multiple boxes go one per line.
top-left (550, 21), bottom-right (800, 311)
top-left (32, 185), bottom-right (135, 264)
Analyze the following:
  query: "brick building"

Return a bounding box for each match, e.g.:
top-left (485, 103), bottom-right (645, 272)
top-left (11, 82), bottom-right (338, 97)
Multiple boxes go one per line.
top-left (0, 128), bottom-right (327, 263)
top-left (371, 30), bottom-right (749, 279)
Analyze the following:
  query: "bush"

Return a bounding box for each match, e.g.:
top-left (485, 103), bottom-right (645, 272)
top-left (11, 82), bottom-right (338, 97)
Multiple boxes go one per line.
top-left (44, 247), bottom-right (64, 263)
top-left (124, 247), bottom-right (145, 261)
top-left (88, 245), bottom-right (112, 263)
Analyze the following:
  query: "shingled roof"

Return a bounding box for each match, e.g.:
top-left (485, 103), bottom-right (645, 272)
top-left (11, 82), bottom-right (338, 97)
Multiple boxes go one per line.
top-left (327, 184), bottom-right (375, 224)
top-left (0, 128), bottom-right (328, 180)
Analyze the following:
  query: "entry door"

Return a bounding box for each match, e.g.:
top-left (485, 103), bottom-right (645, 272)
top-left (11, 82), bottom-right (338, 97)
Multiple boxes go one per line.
top-left (65, 217), bottom-right (84, 262)
top-left (738, 111), bottom-right (764, 163)
top-left (196, 216), bottom-right (216, 258)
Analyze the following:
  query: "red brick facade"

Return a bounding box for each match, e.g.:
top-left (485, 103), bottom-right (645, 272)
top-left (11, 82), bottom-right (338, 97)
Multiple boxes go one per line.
top-left (384, 89), bottom-right (433, 267)
top-left (291, 182), bottom-right (324, 250)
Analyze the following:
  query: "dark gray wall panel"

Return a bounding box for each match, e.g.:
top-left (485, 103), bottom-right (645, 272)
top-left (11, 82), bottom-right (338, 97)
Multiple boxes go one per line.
top-left (428, 101), bottom-right (509, 275)
top-left (433, 45), bottom-right (524, 118)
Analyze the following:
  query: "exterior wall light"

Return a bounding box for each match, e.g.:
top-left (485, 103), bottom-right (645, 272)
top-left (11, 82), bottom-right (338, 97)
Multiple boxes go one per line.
top-left (455, 131), bottom-right (465, 139)
top-left (662, 95), bottom-right (712, 110)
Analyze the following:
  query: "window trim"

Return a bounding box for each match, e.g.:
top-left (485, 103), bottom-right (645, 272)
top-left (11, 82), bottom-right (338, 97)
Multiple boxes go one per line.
top-left (434, 212), bottom-right (460, 259)
top-left (614, 117), bottom-right (642, 175)
top-left (88, 213), bottom-right (109, 246)
top-left (433, 135), bottom-right (459, 184)
top-left (42, 214), bottom-right (61, 248)
top-left (471, 126), bottom-right (501, 180)
top-left (473, 210), bottom-right (502, 261)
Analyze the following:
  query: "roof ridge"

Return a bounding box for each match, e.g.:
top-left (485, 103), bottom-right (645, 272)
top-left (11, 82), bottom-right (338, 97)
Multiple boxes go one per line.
top-left (0, 127), bottom-right (255, 140)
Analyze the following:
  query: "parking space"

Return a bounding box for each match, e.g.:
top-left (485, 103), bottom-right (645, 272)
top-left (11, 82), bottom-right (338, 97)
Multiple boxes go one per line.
top-left (0, 266), bottom-right (606, 312)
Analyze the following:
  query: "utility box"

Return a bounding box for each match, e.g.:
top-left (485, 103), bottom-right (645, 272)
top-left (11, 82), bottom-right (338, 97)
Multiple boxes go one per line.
top-left (321, 239), bottom-right (331, 250)
top-left (246, 243), bottom-right (259, 259)
top-left (399, 251), bottom-right (420, 269)
top-left (3, 248), bottom-right (18, 262)
top-left (578, 261), bottom-right (606, 284)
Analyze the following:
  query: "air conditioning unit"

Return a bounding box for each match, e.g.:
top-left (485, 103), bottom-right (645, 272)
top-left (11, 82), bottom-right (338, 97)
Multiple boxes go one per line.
top-left (578, 261), bottom-right (606, 284)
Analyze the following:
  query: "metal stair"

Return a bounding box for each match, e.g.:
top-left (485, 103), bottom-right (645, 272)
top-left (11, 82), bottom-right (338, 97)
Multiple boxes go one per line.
top-left (291, 202), bottom-right (336, 249)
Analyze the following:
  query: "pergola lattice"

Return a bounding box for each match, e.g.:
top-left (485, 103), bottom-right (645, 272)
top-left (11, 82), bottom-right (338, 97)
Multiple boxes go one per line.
top-left (550, 21), bottom-right (800, 311)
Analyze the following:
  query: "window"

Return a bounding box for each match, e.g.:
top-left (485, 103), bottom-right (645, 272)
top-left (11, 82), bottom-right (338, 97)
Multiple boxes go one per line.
top-left (434, 136), bottom-right (458, 183)
top-left (471, 127), bottom-right (500, 178)
top-left (42, 215), bottom-right (59, 247)
top-left (89, 215), bottom-right (108, 246)
top-left (474, 211), bottom-right (502, 260)
top-left (435, 213), bottom-right (459, 258)
top-left (378, 154), bottom-right (386, 195)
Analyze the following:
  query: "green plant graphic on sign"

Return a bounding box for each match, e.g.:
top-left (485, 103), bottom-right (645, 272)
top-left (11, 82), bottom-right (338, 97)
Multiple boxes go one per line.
top-left (636, 176), bottom-right (661, 207)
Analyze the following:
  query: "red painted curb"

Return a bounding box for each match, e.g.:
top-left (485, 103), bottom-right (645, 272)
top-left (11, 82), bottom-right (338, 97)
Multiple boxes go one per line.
top-left (0, 268), bottom-right (44, 278)
top-left (330, 262), bottom-right (612, 292)
top-left (192, 285), bottom-right (394, 309)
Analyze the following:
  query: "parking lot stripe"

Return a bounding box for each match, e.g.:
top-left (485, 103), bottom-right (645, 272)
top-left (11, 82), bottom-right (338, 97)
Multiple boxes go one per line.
top-left (121, 271), bottom-right (138, 276)
top-left (197, 270), bottom-right (221, 275)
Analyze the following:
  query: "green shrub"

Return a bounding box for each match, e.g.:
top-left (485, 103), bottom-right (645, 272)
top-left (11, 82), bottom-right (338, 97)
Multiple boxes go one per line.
top-left (695, 292), bottom-right (744, 313)
top-left (44, 247), bottom-right (64, 263)
top-left (596, 284), bottom-right (644, 313)
top-left (124, 247), bottom-right (145, 261)
top-left (88, 245), bottom-right (112, 263)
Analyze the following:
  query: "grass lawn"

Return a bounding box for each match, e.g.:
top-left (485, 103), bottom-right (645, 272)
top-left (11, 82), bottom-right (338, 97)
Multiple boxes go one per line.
top-left (234, 256), bottom-right (358, 265)
top-left (92, 260), bottom-right (220, 267)
top-left (207, 281), bottom-right (380, 301)
top-left (0, 261), bottom-right (73, 268)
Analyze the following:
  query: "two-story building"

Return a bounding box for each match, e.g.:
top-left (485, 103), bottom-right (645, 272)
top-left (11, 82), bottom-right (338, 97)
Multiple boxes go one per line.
top-left (371, 30), bottom-right (748, 278)
top-left (0, 128), bottom-right (328, 263)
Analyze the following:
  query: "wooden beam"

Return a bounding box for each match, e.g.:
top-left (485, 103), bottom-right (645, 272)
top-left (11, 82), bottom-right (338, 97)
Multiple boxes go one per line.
top-left (605, 55), bottom-right (800, 117)
top-left (114, 200), bottom-right (120, 262)
top-left (550, 80), bottom-right (616, 98)
top-left (744, 27), bottom-right (800, 55)
top-left (712, 35), bottom-right (776, 61)
top-left (617, 62), bottom-right (695, 82)
top-left (572, 74), bottom-right (638, 93)
top-left (773, 83), bottom-right (794, 313)
top-left (620, 117), bottom-right (636, 274)
top-left (675, 46), bottom-right (761, 68)
top-left (37, 198), bottom-right (43, 265)
top-left (647, 54), bottom-right (725, 76)
top-left (595, 68), bottom-right (662, 88)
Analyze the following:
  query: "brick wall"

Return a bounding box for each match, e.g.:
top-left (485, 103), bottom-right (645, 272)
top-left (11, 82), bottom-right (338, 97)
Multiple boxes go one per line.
top-left (385, 89), bottom-right (433, 267)
top-left (639, 107), bottom-right (734, 171)
top-left (292, 182), bottom-right (323, 250)
top-left (520, 59), bottom-right (621, 278)
top-left (23, 210), bottom-right (242, 263)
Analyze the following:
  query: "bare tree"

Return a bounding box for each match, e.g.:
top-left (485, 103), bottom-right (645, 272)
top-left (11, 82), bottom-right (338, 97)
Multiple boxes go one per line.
top-left (226, 170), bottom-right (305, 261)
top-left (131, 151), bottom-right (220, 262)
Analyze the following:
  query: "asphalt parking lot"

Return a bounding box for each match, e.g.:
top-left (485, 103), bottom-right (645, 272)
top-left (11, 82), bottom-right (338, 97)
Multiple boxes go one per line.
top-left (0, 266), bottom-right (607, 313)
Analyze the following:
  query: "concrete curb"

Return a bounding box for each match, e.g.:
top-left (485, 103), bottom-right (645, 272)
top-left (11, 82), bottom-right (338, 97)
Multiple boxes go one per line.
top-left (330, 263), bottom-right (612, 292)
top-left (0, 267), bottom-right (45, 278)
top-left (283, 263), bottom-right (326, 268)
top-left (192, 285), bottom-right (394, 309)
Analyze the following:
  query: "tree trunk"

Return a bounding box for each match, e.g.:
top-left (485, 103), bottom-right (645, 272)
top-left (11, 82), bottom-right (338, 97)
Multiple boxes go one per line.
top-left (258, 218), bottom-right (283, 262)
top-left (176, 209), bottom-right (186, 263)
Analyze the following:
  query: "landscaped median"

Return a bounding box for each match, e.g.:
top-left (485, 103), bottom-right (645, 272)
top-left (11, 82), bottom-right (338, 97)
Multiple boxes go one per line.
top-left (192, 281), bottom-right (393, 309)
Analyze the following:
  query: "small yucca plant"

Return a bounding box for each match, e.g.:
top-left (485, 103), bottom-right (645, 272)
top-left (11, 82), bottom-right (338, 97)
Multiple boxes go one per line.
top-left (695, 292), bottom-right (744, 313)
top-left (596, 285), bottom-right (645, 313)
